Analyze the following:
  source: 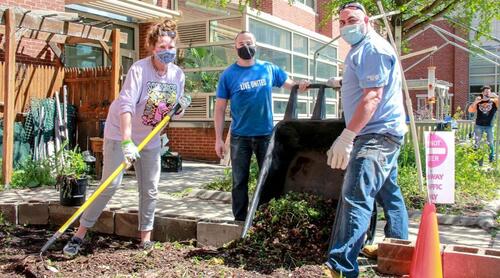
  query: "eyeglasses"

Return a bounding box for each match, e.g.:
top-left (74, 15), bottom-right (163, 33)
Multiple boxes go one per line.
top-left (161, 31), bottom-right (176, 38)
top-left (338, 2), bottom-right (366, 14)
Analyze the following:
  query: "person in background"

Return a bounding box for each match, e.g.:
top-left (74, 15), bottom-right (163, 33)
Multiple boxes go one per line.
top-left (214, 31), bottom-right (309, 221)
top-left (324, 2), bottom-right (409, 277)
top-left (468, 85), bottom-right (498, 163)
top-left (63, 19), bottom-right (189, 256)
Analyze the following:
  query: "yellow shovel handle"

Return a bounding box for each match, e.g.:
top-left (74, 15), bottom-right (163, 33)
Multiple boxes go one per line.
top-left (41, 104), bottom-right (179, 254)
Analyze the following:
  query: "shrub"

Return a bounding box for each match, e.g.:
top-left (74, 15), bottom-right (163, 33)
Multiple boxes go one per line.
top-left (203, 156), bottom-right (259, 194)
top-left (11, 157), bottom-right (56, 188)
top-left (398, 141), bottom-right (500, 213)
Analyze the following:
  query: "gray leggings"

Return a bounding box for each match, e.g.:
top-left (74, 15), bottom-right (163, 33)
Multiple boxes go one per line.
top-left (80, 139), bottom-right (161, 231)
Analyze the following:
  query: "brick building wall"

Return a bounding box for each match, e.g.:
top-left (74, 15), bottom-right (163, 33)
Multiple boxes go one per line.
top-left (166, 126), bottom-right (229, 162)
top-left (258, 0), bottom-right (334, 37)
top-left (139, 23), bottom-right (155, 59)
top-left (0, 0), bottom-right (64, 64)
top-left (402, 20), bottom-right (469, 114)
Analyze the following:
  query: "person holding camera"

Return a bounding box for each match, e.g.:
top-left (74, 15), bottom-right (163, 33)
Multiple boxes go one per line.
top-left (468, 85), bottom-right (498, 163)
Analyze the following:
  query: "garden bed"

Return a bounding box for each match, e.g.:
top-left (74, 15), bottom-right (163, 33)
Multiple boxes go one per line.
top-left (0, 224), bottom-right (394, 277)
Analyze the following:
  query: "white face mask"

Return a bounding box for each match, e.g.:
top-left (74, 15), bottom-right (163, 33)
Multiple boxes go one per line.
top-left (340, 23), bottom-right (366, 45)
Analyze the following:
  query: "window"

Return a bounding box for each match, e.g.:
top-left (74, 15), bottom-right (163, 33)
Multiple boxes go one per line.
top-left (297, 101), bottom-right (307, 115)
top-left (295, 0), bottom-right (315, 10)
top-left (65, 45), bottom-right (104, 68)
top-left (293, 34), bottom-right (308, 54)
top-left (310, 40), bottom-right (337, 62)
top-left (273, 99), bottom-right (288, 114)
top-left (293, 56), bottom-right (308, 75)
top-left (250, 19), bottom-right (291, 50)
top-left (107, 25), bottom-right (135, 50)
top-left (257, 48), bottom-right (291, 72)
top-left (326, 103), bottom-right (337, 116)
top-left (470, 75), bottom-right (495, 85)
top-left (311, 62), bottom-right (337, 80)
top-left (417, 97), bottom-right (426, 111)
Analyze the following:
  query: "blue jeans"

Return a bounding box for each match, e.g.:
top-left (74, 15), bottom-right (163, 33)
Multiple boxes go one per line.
top-left (474, 125), bottom-right (495, 162)
top-left (230, 134), bottom-right (270, 221)
top-left (326, 134), bottom-right (409, 277)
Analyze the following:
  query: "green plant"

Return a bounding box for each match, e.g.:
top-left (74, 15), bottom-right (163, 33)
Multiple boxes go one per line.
top-left (398, 142), bottom-right (500, 213)
top-left (179, 47), bottom-right (224, 93)
top-left (218, 192), bottom-right (336, 271)
top-left (10, 157), bottom-right (56, 188)
top-left (203, 156), bottom-right (259, 194)
top-left (453, 106), bottom-right (464, 120)
top-left (398, 166), bottom-right (426, 210)
top-left (54, 143), bottom-right (88, 198)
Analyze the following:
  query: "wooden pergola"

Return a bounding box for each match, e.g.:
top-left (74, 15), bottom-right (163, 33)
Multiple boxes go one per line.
top-left (0, 6), bottom-right (127, 185)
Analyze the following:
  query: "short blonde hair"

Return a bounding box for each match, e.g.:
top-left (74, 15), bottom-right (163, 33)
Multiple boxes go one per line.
top-left (147, 19), bottom-right (178, 49)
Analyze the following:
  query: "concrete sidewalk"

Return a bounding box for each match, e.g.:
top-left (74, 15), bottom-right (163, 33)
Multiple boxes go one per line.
top-left (0, 161), bottom-right (234, 221)
top-left (0, 160), bottom-right (497, 248)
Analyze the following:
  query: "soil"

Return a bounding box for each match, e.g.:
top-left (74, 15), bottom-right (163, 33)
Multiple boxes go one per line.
top-left (0, 225), bottom-right (392, 278)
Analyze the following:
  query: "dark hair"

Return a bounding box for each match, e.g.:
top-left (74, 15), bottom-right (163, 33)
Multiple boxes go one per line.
top-left (147, 19), bottom-right (178, 49)
top-left (234, 31), bottom-right (254, 41)
top-left (481, 85), bottom-right (491, 92)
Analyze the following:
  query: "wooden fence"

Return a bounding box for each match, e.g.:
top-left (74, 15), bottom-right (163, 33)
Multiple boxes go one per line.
top-left (64, 67), bottom-right (114, 149)
top-left (405, 120), bottom-right (475, 145)
top-left (0, 62), bottom-right (64, 115)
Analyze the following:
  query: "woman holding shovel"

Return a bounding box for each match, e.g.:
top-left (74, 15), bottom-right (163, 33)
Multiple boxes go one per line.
top-left (63, 19), bottom-right (189, 256)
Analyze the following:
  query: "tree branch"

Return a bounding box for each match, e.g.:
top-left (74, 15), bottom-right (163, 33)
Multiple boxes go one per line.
top-left (403, 0), bottom-right (455, 30)
top-left (403, 0), bottom-right (459, 39)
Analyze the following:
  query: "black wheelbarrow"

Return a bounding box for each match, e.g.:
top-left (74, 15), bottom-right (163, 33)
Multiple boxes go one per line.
top-left (241, 83), bottom-right (377, 247)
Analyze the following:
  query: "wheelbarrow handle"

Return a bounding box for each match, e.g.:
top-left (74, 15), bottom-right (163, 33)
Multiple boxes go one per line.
top-left (285, 83), bottom-right (333, 121)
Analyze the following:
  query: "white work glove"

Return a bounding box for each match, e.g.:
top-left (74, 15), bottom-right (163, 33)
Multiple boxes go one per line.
top-left (179, 95), bottom-right (191, 110)
top-left (326, 129), bottom-right (356, 170)
top-left (326, 77), bottom-right (342, 88)
top-left (121, 139), bottom-right (140, 166)
top-left (173, 95), bottom-right (192, 120)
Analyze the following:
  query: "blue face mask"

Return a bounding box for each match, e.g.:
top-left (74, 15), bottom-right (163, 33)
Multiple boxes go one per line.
top-left (340, 23), bottom-right (366, 45)
top-left (156, 49), bottom-right (176, 64)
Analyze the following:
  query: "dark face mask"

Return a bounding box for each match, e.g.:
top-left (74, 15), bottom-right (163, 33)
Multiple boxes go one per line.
top-left (237, 45), bottom-right (256, 60)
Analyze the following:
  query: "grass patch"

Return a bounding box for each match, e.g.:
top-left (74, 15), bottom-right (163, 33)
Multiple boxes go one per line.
top-left (398, 142), bottom-right (500, 214)
top-left (203, 156), bottom-right (258, 195)
top-left (169, 188), bottom-right (193, 198)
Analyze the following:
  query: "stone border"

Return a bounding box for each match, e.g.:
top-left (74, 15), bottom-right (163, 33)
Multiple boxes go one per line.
top-left (186, 188), bottom-right (232, 203)
top-left (408, 206), bottom-right (497, 231)
top-left (0, 199), bottom-right (242, 248)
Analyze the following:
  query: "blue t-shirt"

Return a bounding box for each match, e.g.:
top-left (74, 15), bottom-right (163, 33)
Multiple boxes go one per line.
top-left (342, 30), bottom-right (407, 137)
top-left (216, 60), bottom-right (288, 136)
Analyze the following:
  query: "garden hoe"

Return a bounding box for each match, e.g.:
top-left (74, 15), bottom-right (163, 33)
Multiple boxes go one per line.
top-left (39, 98), bottom-right (191, 263)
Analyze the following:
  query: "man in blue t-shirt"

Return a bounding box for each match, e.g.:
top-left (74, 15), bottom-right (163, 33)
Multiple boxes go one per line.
top-left (214, 31), bottom-right (309, 221)
top-left (323, 3), bottom-right (409, 278)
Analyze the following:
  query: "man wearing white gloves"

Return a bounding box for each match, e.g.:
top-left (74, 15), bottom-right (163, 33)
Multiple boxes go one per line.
top-left (324, 2), bottom-right (409, 278)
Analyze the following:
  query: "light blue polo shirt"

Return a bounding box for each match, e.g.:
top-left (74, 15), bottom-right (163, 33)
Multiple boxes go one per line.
top-left (341, 30), bottom-right (407, 137)
top-left (216, 60), bottom-right (288, 136)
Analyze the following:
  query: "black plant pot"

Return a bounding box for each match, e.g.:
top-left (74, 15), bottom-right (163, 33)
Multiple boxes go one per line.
top-left (59, 177), bottom-right (88, 206)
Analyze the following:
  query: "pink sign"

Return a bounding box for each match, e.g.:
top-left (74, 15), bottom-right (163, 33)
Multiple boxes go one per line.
top-left (426, 133), bottom-right (448, 168)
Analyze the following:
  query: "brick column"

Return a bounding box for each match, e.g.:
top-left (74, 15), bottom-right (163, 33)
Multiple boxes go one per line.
top-left (139, 23), bottom-right (155, 59)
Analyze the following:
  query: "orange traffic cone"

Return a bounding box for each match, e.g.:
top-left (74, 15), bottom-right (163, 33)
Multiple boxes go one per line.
top-left (410, 202), bottom-right (443, 278)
